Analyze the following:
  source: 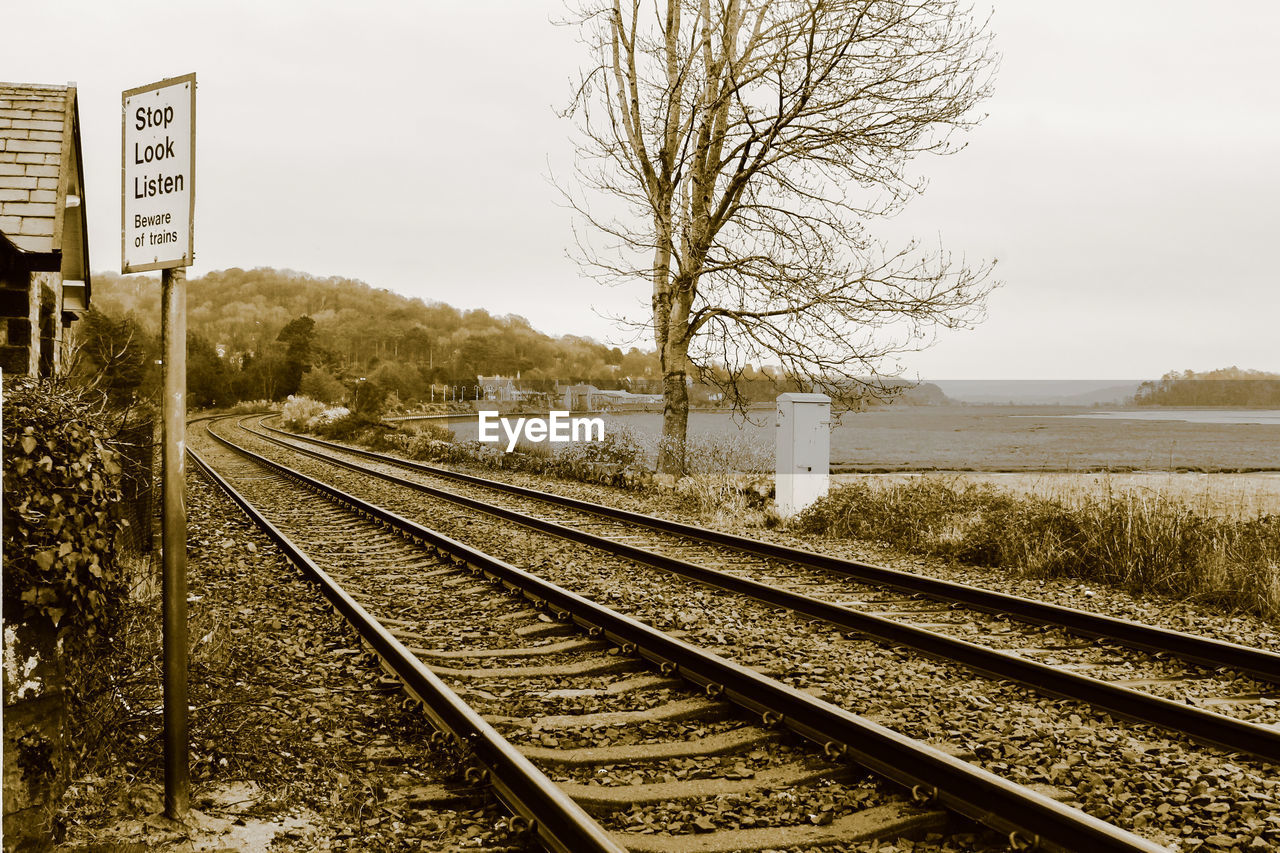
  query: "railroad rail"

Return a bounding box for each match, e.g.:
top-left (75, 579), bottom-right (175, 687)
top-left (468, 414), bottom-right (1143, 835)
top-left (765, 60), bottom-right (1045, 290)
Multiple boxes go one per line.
top-left (194, 420), bottom-right (1172, 853)
top-left (239, 417), bottom-right (1280, 762)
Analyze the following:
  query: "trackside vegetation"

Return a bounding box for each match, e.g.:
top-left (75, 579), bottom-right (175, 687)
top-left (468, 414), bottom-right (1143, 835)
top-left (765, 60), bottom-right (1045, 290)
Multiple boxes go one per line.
top-left (796, 478), bottom-right (1280, 619)
top-left (2, 377), bottom-right (141, 845)
top-left (280, 397), bottom-right (655, 490)
top-left (2, 377), bottom-right (131, 637)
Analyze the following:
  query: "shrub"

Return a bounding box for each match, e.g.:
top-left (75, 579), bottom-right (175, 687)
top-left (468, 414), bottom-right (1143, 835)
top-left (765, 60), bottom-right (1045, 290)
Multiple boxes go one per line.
top-left (407, 420), bottom-right (455, 443)
top-left (290, 415), bottom-right (656, 491)
top-left (280, 395), bottom-right (354, 433)
top-left (554, 430), bottom-right (643, 473)
top-left (654, 428), bottom-right (775, 520)
top-left (541, 428), bottom-right (651, 488)
top-left (280, 395), bottom-right (329, 430)
top-left (684, 429), bottom-right (773, 476)
top-left (312, 405), bottom-right (351, 427)
top-left (313, 411), bottom-right (392, 443)
top-left (369, 421), bottom-right (458, 460)
top-left (225, 399), bottom-right (278, 415)
top-left (349, 378), bottom-right (390, 417)
top-left (2, 377), bottom-right (129, 637)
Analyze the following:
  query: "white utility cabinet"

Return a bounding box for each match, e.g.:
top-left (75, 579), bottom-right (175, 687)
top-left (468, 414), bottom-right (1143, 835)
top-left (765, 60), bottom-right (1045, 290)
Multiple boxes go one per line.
top-left (775, 392), bottom-right (831, 516)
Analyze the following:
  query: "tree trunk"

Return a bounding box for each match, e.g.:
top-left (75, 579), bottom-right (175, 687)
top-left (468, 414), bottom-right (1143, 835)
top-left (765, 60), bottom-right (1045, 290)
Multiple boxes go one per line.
top-left (657, 366), bottom-right (689, 475)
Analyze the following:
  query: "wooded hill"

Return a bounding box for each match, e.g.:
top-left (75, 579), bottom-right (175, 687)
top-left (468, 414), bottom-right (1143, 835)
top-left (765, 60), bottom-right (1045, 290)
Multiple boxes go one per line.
top-left (80, 267), bottom-right (949, 410)
top-left (90, 267), bottom-right (660, 386)
top-left (1133, 367), bottom-right (1280, 407)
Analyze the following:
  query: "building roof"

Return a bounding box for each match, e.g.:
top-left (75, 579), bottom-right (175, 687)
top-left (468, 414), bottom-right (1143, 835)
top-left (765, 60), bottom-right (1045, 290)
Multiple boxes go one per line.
top-left (0, 83), bottom-right (90, 286)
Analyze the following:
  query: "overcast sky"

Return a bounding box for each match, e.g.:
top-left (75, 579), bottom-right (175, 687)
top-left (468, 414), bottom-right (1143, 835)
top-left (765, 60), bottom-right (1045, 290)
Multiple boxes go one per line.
top-left (7, 1), bottom-right (1278, 379)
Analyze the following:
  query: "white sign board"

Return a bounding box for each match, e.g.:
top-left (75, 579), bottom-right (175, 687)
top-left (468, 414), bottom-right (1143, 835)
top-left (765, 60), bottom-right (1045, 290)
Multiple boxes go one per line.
top-left (122, 74), bottom-right (195, 273)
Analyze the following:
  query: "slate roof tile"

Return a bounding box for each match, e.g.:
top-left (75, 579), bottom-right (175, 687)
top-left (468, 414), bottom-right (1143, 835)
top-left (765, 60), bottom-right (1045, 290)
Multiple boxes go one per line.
top-left (0, 83), bottom-right (70, 254)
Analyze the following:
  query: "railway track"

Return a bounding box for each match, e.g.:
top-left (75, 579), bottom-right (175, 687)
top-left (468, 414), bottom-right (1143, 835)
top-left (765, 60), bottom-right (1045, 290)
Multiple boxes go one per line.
top-left (190, 416), bottom-right (1280, 850)
top-left (191, 419), bottom-right (1177, 852)
top-left (251, 418), bottom-right (1280, 674)
top-left (242, 417), bottom-right (1280, 756)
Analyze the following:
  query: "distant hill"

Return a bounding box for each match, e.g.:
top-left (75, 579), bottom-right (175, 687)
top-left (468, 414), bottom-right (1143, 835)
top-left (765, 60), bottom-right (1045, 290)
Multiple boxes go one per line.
top-left (853, 378), bottom-right (949, 406)
top-left (87, 267), bottom-right (955, 407)
top-left (928, 372), bottom-right (1280, 407)
top-left (1134, 367), bottom-right (1280, 407)
top-left (894, 381), bottom-right (950, 405)
top-left (90, 267), bottom-right (660, 386)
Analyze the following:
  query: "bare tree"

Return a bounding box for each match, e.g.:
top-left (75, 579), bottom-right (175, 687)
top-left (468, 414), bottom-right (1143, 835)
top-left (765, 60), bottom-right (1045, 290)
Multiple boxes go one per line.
top-left (66, 308), bottom-right (154, 402)
top-left (565, 0), bottom-right (1000, 474)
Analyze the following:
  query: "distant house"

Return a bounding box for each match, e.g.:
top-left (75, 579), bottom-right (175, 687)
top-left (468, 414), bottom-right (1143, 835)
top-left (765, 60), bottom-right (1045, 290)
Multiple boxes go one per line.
top-left (478, 374), bottom-right (518, 402)
top-left (0, 83), bottom-right (91, 376)
top-left (560, 383), bottom-right (662, 411)
top-left (593, 387), bottom-right (663, 410)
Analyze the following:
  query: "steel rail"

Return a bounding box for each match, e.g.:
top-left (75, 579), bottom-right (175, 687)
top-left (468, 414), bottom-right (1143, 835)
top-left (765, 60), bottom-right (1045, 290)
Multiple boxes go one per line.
top-left (258, 418), bottom-right (1280, 683)
top-left (188, 446), bottom-right (626, 853)
top-left (239, 418), bottom-right (1280, 762)
top-left (202, 422), bottom-right (1171, 853)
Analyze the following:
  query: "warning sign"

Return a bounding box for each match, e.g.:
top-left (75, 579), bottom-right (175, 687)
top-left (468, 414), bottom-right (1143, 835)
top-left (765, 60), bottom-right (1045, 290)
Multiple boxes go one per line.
top-left (123, 74), bottom-right (195, 273)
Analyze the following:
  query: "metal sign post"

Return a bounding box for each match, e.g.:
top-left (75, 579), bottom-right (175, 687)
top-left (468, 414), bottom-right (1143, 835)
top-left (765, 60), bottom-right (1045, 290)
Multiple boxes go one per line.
top-left (123, 73), bottom-right (196, 821)
top-left (159, 264), bottom-right (189, 820)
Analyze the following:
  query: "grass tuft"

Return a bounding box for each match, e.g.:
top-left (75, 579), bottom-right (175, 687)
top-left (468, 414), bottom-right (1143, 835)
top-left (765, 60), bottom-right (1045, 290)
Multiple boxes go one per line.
top-left (796, 477), bottom-right (1280, 619)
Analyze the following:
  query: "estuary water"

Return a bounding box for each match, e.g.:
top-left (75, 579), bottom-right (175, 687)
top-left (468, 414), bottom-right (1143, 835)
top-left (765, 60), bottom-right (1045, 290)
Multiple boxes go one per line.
top-left (418, 406), bottom-right (1280, 471)
top-left (1039, 410), bottom-right (1280, 426)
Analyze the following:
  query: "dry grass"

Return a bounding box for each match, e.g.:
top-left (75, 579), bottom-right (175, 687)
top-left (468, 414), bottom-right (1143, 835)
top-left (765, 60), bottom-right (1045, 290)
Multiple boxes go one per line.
top-left (666, 430), bottom-right (776, 525)
top-left (798, 474), bottom-right (1280, 619)
top-left (831, 471), bottom-right (1280, 520)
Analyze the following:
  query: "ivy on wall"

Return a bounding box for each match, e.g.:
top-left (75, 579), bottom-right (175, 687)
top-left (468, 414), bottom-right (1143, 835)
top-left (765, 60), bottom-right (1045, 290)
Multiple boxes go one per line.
top-left (2, 377), bottom-right (130, 638)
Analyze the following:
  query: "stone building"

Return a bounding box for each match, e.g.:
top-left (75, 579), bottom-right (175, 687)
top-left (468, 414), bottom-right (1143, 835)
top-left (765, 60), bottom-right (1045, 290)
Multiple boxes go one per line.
top-left (479, 374), bottom-right (518, 402)
top-left (0, 82), bottom-right (91, 377)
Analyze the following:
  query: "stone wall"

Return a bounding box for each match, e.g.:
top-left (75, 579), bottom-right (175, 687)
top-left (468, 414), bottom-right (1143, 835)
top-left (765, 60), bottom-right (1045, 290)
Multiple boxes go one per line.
top-left (0, 269), bottom-right (34, 375)
top-left (0, 265), bottom-right (53, 377)
top-left (2, 615), bottom-right (68, 850)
